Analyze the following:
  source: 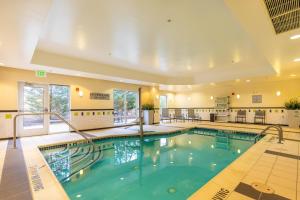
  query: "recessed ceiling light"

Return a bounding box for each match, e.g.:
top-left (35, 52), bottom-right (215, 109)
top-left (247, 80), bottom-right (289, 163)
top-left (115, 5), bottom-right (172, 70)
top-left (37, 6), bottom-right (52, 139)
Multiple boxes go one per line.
top-left (290, 34), bottom-right (300, 40)
top-left (294, 58), bottom-right (300, 62)
top-left (290, 74), bottom-right (296, 77)
top-left (210, 82), bottom-right (216, 86)
top-left (236, 94), bottom-right (240, 99)
top-left (246, 80), bottom-right (251, 83)
top-left (210, 96), bottom-right (214, 100)
top-left (0, 62), bottom-right (4, 66)
top-left (187, 66), bottom-right (192, 71)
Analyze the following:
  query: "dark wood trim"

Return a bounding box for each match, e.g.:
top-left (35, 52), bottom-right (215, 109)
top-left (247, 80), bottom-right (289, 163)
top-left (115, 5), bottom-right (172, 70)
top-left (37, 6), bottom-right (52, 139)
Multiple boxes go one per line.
top-left (165, 106), bottom-right (286, 110)
top-left (230, 106), bottom-right (285, 109)
top-left (167, 107), bottom-right (214, 110)
top-left (71, 108), bottom-right (114, 111)
top-left (0, 110), bottom-right (18, 113)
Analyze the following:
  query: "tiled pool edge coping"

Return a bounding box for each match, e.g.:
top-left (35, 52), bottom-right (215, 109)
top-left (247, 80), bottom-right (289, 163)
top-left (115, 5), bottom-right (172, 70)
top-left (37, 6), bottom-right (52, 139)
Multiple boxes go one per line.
top-left (35, 126), bottom-right (264, 200)
top-left (187, 134), bottom-right (274, 199)
top-left (21, 124), bottom-right (294, 200)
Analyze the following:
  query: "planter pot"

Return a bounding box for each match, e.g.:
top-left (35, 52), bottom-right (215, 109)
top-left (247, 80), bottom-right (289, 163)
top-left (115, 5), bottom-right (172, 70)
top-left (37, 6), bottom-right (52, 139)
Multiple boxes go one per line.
top-left (287, 110), bottom-right (300, 128)
top-left (143, 110), bottom-right (154, 125)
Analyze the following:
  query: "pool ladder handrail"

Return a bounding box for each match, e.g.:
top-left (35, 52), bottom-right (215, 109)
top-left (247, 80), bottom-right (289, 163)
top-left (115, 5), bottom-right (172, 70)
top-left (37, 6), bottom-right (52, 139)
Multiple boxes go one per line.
top-left (13, 112), bottom-right (95, 152)
top-left (254, 124), bottom-right (283, 143)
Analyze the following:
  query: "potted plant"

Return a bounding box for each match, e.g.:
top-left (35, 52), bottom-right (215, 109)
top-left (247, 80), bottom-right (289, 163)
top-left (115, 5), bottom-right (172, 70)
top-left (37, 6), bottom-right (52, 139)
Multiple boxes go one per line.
top-left (142, 103), bottom-right (155, 125)
top-left (285, 98), bottom-right (300, 128)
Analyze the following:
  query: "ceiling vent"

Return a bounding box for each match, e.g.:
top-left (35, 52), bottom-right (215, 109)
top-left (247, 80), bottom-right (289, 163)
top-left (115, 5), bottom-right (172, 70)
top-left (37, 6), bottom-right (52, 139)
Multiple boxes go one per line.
top-left (264, 0), bottom-right (300, 34)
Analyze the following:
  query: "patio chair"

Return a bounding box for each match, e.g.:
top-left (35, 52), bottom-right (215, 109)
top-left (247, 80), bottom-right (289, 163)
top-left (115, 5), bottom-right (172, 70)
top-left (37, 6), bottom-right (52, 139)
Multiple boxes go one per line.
top-left (254, 110), bottom-right (266, 124)
top-left (160, 108), bottom-right (172, 123)
top-left (187, 109), bottom-right (201, 122)
top-left (235, 110), bottom-right (246, 123)
top-left (174, 109), bottom-right (185, 122)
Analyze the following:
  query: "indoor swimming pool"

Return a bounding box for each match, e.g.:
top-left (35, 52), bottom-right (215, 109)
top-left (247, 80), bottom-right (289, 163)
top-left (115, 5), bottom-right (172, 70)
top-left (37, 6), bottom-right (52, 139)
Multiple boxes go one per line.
top-left (41, 128), bottom-right (262, 200)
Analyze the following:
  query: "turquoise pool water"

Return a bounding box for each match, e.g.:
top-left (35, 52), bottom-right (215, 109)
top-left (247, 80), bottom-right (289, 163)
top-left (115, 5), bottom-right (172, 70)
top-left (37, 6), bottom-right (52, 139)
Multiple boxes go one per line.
top-left (41, 128), bottom-right (261, 200)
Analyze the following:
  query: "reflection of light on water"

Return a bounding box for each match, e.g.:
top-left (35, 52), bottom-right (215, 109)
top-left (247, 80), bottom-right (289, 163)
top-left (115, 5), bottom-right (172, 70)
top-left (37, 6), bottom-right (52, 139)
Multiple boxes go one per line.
top-left (156, 150), bottom-right (160, 155)
top-left (174, 148), bottom-right (177, 151)
top-left (120, 177), bottom-right (124, 181)
top-left (160, 138), bottom-right (167, 146)
top-left (237, 149), bottom-right (241, 154)
top-left (79, 170), bottom-right (83, 175)
top-left (167, 187), bottom-right (177, 193)
top-left (153, 164), bottom-right (157, 167)
top-left (76, 194), bottom-right (82, 198)
top-left (170, 161), bottom-right (174, 164)
top-left (188, 140), bottom-right (192, 144)
top-left (190, 152), bottom-right (193, 155)
top-left (211, 144), bottom-right (214, 149)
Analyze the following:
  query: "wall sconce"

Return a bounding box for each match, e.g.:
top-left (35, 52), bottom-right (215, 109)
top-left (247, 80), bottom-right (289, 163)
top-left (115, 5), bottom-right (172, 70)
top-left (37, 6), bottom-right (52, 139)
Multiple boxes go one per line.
top-left (79, 90), bottom-right (84, 97)
top-left (210, 96), bottom-right (214, 100)
top-left (236, 94), bottom-right (240, 99)
top-left (276, 91), bottom-right (281, 96)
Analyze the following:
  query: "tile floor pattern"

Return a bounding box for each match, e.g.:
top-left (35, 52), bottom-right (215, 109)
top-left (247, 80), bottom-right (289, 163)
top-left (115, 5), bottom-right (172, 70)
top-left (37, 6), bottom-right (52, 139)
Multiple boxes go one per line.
top-left (1, 121), bottom-right (300, 200)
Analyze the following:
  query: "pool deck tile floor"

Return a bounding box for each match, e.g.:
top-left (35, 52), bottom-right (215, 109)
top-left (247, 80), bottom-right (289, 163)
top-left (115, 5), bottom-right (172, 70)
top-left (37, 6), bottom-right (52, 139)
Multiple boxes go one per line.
top-left (1, 121), bottom-right (300, 200)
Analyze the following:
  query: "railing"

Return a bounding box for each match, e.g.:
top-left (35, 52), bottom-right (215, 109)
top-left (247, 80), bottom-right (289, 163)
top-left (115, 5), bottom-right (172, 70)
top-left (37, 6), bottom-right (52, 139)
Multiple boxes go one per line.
top-left (254, 125), bottom-right (283, 143)
top-left (13, 112), bottom-right (95, 150)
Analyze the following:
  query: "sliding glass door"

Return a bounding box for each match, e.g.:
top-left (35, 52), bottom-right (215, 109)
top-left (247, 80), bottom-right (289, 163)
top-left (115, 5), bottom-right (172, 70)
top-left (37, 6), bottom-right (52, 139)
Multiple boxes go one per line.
top-left (113, 89), bottom-right (138, 125)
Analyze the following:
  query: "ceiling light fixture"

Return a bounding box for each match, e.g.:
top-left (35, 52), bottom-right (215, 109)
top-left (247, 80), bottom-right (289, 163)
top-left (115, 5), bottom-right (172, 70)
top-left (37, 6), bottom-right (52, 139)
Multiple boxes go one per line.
top-left (0, 62), bottom-right (4, 66)
top-left (236, 94), bottom-right (240, 99)
top-left (246, 80), bottom-right (251, 83)
top-left (290, 34), bottom-right (300, 40)
top-left (187, 66), bottom-right (192, 71)
top-left (210, 96), bottom-right (214, 100)
top-left (294, 58), bottom-right (300, 62)
top-left (210, 82), bottom-right (216, 86)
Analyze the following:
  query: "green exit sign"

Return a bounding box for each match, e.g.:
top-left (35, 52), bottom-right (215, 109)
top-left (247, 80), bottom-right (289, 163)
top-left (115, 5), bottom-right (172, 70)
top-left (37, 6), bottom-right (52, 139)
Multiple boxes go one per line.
top-left (35, 70), bottom-right (47, 78)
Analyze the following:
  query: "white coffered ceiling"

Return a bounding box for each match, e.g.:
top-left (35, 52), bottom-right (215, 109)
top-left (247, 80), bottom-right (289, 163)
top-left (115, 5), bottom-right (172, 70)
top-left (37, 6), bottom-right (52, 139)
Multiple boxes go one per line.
top-left (0, 0), bottom-right (299, 86)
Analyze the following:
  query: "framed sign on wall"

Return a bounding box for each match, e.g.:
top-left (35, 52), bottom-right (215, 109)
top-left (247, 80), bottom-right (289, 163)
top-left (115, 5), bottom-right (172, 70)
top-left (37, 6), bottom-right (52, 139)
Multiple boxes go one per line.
top-left (252, 95), bottom-right (262, 103)
top-left (90, 92), bottom-right (110, 100)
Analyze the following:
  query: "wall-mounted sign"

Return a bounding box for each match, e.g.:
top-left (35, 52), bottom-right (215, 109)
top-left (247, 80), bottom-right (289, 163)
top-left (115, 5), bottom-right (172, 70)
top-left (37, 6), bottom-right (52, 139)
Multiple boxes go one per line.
top-left (35, 70), bottom-right (47, 78)
top-left (252, 95), bottom-right (262, 103)
top-left (90, 92), bottom-right (110, 100)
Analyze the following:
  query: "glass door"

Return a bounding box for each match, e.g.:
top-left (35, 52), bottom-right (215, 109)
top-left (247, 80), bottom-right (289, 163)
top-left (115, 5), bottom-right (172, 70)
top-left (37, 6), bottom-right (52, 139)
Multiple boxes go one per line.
top-left (113, 89), bottom-right (138, 125)
top-left (18, 82), bottom-right (49, 136)
top-left (49, 85), bottom-right (70, 133)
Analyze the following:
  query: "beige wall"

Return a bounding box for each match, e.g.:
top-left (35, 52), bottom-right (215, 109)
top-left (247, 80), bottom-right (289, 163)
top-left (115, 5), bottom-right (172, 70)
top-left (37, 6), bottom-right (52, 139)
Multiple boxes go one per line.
top-left (0, 66), bottom-right (158, 110)
top-left (164, 79), bottom-right (300, 108)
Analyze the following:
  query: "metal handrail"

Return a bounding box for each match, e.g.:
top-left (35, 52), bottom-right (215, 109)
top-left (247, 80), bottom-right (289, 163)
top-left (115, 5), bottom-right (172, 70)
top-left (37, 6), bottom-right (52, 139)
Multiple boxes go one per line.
top-left (255, 125), bottom-right (283, 143)
top-left (13, 112), bottom-right (95, 150)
